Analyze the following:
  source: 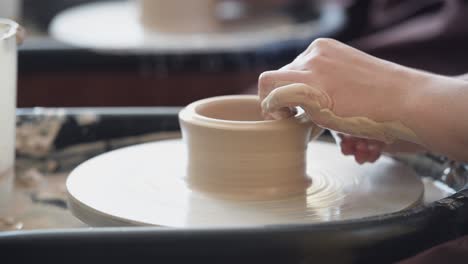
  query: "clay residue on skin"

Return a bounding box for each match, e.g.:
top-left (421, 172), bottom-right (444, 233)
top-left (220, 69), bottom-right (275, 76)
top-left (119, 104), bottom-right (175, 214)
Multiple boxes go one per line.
top-left (262, 83), bottom-right (421, 145)
top-left (318, 108), bottom-right (421, 145)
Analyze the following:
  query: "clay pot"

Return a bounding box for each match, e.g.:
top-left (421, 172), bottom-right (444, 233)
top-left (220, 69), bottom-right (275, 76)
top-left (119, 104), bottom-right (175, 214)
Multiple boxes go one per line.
top-left (138, 0), bottom-right (220, 33)
top-left (179, 95), bottom-right (323, 200)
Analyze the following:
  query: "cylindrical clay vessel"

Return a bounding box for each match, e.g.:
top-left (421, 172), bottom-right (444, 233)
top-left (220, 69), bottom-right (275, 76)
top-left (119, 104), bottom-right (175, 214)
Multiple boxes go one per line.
top-left (179, 95), bottom-right (322, 200)
top-left (138, 0), bottom-right (219, 33)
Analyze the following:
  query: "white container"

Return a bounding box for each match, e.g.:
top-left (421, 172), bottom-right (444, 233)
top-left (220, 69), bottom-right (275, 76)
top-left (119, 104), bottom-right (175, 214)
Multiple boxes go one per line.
top-left (0, 19), bottom-right (18, 216)
top-left (0, 0), bottom-right (20, 20)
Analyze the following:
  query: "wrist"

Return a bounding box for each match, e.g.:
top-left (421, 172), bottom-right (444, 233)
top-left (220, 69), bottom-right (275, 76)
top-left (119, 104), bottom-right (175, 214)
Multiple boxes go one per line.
top-left (401, 70), bottom-right (429, 118)
top-left (377, 64), bottom-right (432, 144)
top-left (400, 70), bottom-right (467, 146)
top-left (383, 64), bottom-right (428, 122)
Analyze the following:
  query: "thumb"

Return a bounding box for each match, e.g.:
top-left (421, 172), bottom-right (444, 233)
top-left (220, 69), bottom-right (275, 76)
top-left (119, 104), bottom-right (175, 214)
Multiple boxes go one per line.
top-left (261, 83), bottom-right (330, 123)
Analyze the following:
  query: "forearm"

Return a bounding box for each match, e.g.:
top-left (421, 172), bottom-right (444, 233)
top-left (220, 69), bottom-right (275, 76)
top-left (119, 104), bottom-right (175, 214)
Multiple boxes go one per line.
top-left (402, 72), bottom-right (468, 161)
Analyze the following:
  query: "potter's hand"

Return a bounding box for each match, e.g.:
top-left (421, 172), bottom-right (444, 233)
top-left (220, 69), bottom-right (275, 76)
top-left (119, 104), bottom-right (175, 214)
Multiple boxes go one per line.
top-left (259, 38), bottom-right (468, 162)
top-left (259, 38), bottom-right (420, 144)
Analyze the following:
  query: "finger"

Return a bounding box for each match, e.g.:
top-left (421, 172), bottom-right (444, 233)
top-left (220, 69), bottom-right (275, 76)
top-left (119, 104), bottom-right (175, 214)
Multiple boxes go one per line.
top-left (367, 141), bottom-right (384, 153)
top-left (354, 153), bottom-right (366, 165)
top-left (340, 140), bottom-right (355, 156)
top-left (367, 147), bottom-right (381, 163)
top-left (340, 135), bottom-right (357, 154)
top-left (365, 139), bottom-right (385, 148)
top-left (265, 107), bottom-right (298, 120)
top-left (340, 134), bottom-right (357, 142)
top-left (355, 140), bottom-right (370, 164)
top-left (279, 63), bottom-right (293, 70)
top-left (258, 71), bottom-right (313, 120)
top-left (258, 70), bottom-right (310, 102)
top-left (261, 83), bottom-right (327, 121)
top-left (299, 38), bottom-right (333, 58)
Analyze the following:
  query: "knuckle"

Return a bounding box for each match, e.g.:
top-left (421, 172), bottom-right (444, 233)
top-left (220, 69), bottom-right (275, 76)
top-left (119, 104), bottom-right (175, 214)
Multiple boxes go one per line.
top-left (311, 38), bottom-right (333, 49)
top-left (269, 87), bottom-right (281, 98)
top-left (305, 38), bottom-right (338, 57)
top-left (306, 60), bottom-right (317, 69)
top-left (306, 53), bottom-right (326, 68)
top-left (258, 71), bottom-right (273, 86)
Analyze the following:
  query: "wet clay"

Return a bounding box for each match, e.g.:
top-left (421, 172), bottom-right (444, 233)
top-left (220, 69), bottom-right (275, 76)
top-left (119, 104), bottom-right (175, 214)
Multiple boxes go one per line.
top-left (139, 0), bottom-right (219, 33)
top-left (179, 95), bottom-right (323, 200)
top-left (50, 1), bottom-right (313, 53)
top-left (195, 97), bottom-right (265, 121)
top-left (318, 109), bottom-right (420, 144)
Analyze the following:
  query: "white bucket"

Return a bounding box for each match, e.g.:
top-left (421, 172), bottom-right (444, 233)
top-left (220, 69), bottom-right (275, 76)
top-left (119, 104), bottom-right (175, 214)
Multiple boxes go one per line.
top-left (0, 0), bottom-right (20, 20)
top-left (0, 19), bottom-right (18, 217)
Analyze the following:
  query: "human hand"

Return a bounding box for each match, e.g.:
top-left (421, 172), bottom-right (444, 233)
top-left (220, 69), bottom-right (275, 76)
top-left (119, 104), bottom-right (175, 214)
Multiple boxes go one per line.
top-left (258, 38), bottom-right (423, 145)
top-left (259, 39), bottom-right (428, 143)
top-left (338, 135), bottom-right (384, 164)
top-left (259, 38), bottom-right (468, 162)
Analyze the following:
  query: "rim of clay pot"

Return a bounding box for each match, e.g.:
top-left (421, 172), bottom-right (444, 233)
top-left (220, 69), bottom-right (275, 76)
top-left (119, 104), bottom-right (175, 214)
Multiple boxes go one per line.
top-left (0, 19), bottom-right (18, 41)
top-left (179, 95), bottom-right (311, 130)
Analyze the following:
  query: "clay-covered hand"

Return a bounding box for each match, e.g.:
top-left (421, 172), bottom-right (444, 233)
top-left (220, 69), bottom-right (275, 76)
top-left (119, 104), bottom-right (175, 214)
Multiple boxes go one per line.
top-left (258, 38), bottom-right (422, 144)
top-left (259, 38), bottom-right (468, 162)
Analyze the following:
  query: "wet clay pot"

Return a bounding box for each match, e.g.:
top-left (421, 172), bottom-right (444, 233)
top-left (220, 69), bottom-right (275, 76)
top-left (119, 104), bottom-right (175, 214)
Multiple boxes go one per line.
top-left (139, 0), bottom-right (219, 33)
top-left (179, 95), bottom-right (323, 200)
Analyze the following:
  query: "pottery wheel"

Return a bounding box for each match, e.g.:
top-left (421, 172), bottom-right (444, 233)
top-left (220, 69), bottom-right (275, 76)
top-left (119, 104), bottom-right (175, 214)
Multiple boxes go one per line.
top-left (49, 1), bottom-right (330, 53)
top-left (67, 140), bottom-right (424, 227)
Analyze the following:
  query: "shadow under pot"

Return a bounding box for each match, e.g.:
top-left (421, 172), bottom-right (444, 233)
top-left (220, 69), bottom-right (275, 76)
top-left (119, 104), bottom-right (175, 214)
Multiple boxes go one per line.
top-left (179, 95), bottom-right (323, 201)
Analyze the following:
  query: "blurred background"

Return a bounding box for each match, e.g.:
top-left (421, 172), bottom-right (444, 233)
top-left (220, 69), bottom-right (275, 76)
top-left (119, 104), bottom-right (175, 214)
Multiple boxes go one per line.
top-left (4, 0), bottom-right (468, 108)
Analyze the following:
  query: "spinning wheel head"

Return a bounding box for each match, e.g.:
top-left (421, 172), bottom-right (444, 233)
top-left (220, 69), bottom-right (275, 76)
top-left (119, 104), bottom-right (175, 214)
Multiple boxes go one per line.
top-left (67, 139), bottom-right (424, 228)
